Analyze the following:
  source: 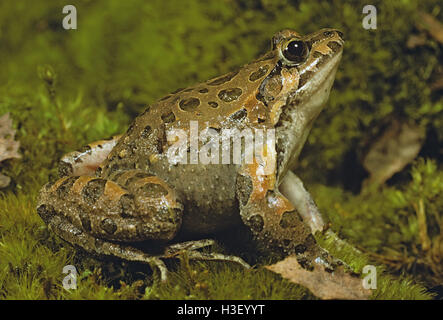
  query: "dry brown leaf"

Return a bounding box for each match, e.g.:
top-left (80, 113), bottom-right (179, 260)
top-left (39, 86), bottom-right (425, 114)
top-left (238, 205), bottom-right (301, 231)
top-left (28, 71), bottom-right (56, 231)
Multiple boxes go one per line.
top-left (266, 255), bottom-right (371, 300)
top-left (417, 12), bottom-right (443, 44)
top-left (0, 113), bottom-right (21, 188)
top-left (362, 120), bottom-right (425, 186)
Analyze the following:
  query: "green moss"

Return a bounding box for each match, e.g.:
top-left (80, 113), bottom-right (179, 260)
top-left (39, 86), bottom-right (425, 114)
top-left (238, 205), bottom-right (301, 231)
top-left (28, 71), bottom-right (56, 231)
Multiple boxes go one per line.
top-left (0, 0), bottom-right (441, 299)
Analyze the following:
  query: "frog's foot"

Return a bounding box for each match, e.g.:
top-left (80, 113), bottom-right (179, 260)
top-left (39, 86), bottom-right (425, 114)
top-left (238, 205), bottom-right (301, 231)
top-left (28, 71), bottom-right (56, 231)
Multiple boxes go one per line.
top-left (36, 207), bottom-right (171, 281)
top-left (163, 239), bottom-right (251, 269)
top-left (279, 170), bottom-right (325, 233)
top-left (58, 135), bottom-right (121, 178)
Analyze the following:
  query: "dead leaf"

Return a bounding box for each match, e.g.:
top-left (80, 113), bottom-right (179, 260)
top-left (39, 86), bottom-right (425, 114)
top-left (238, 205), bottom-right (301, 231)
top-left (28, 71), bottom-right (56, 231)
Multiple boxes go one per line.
top-left (266, 255), bottom-right (371, 300)
top-left (417, 12), bottom-right (443, 44)
top-left (0, 113), bottom-right (21, 188)
top-left (362, 120), bottom-right (425, 186)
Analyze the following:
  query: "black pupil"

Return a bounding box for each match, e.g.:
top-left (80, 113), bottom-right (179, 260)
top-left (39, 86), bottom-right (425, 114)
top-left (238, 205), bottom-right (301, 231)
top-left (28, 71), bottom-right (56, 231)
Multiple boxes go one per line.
top-left (284, 40), bottom-right (307, 63)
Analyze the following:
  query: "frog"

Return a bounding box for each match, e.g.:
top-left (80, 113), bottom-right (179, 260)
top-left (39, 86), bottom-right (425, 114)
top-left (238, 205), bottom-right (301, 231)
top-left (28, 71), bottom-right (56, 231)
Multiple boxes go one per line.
top-left (37, 28), bottom-right (344, 282)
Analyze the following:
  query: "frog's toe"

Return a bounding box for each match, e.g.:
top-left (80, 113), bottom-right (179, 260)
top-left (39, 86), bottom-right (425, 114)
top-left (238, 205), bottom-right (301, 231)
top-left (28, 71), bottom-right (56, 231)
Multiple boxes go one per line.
top-left (185, 250), bottom-right (252, 269)
top-left (164, 239), bottom-right (216, 255)
top-left (148, 257), bottom-right (169, 283)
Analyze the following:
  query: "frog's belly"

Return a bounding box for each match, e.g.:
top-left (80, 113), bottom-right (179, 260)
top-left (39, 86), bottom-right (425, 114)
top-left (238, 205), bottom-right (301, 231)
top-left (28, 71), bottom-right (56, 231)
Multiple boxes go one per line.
top-left (151, 161), bottom-right (242, 236)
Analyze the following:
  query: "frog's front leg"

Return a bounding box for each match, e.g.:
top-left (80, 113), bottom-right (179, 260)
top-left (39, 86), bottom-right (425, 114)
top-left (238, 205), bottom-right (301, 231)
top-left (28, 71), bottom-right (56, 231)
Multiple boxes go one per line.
top-left (58, 135), bottom-right (121, 178)
top-left (279, 170), bottom-right (325, 233)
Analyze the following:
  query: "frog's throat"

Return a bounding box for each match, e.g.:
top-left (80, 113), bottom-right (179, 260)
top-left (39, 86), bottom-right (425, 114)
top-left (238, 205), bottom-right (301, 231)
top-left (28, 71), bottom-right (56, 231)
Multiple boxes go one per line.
top-left (275, 50), bottom-right (342, 182)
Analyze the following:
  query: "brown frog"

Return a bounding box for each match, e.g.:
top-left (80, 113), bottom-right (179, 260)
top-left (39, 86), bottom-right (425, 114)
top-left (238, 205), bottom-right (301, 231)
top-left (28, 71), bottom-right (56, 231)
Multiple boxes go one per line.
top-left (37, 28), bottom-right (344, 281)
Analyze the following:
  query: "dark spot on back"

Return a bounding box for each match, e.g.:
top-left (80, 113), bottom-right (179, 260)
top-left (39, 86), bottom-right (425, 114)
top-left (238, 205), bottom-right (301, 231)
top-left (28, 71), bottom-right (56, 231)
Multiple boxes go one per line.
top-left (230, 108), bottom-right (247, 121)
top-left (161, 112), bottom-right (176, 123)
top-left (249, 65), bottom-right (269, 81)
top-left (141, 125), bottom-right (152, 138)
top-left (179, 97), bottom-right (200, 112)
top-left (218, 88), bottom-right (242, 102)
top-left (199, 88), bottom-right (209, 93)
top-left (208, 101), bottom-right (218, 108)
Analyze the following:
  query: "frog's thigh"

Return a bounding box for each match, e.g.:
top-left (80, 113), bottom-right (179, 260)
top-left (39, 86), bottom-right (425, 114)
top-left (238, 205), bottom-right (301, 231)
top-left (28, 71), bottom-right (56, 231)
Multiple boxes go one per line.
top-left (38, 171), bottom-right (183, 243)
top-left (279, 170), bottom-right (325, 233)
top-left (59, 135), bottom-right (121, 178)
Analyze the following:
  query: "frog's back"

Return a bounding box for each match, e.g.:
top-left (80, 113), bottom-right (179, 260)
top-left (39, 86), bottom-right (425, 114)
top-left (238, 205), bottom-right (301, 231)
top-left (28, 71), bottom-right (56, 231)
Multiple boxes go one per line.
top-left (145, 54), bottom-right (277, 130)
top-left (97, 58), bottom-right (275, 235)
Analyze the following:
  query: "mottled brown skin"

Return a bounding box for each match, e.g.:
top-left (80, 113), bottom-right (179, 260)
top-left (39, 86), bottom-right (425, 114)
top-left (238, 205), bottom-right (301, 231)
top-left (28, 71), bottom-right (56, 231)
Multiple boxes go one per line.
top-left (38, 29), bottom-right (344, 277)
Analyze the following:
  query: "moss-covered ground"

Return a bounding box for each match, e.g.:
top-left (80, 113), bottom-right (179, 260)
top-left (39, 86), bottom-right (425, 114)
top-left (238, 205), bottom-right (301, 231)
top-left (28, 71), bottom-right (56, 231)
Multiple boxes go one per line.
top-left (0, 0), bottom-right (441, 299)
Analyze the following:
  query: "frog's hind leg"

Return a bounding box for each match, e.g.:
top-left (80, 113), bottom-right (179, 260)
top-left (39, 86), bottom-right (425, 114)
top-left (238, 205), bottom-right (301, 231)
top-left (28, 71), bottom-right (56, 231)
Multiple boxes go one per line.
top-left (37, 170), bottom-right (185, 281)
top-left (38, 171), bottom-right (184, 243)
top-left (58, 135), bottom-right (121, 178)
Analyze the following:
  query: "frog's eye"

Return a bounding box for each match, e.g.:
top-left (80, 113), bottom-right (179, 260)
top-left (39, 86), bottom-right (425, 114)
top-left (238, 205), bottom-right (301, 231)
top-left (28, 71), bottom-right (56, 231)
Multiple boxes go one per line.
top-left (281, 40), bottom-right (309, 65)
